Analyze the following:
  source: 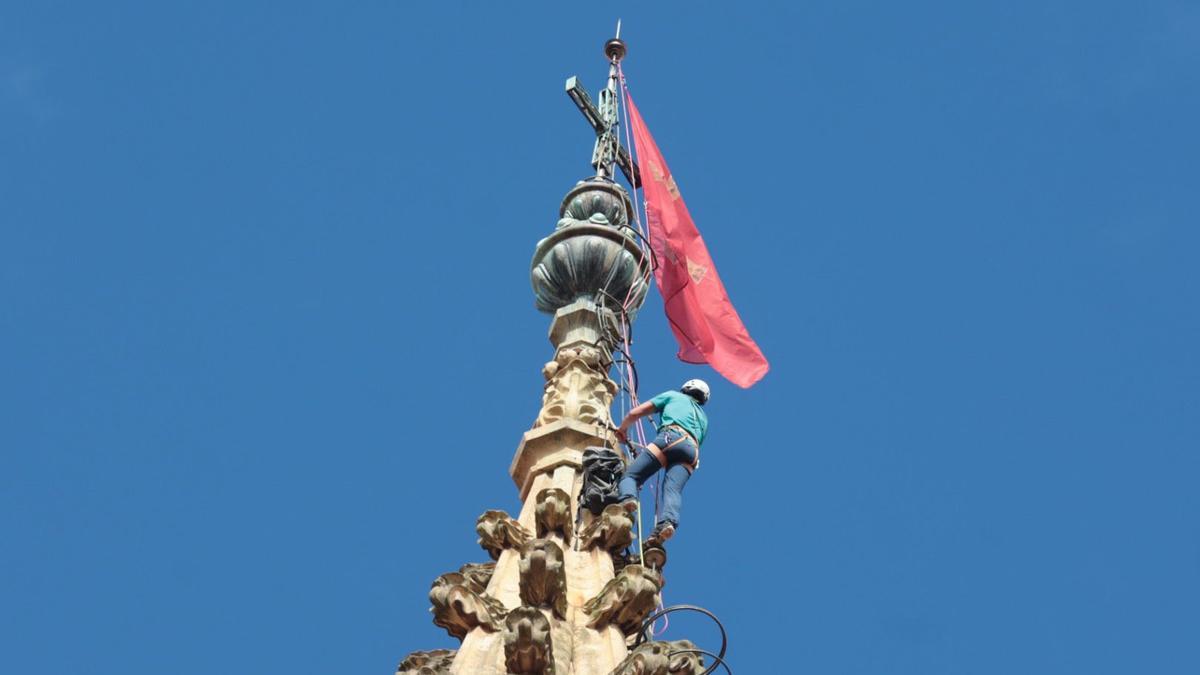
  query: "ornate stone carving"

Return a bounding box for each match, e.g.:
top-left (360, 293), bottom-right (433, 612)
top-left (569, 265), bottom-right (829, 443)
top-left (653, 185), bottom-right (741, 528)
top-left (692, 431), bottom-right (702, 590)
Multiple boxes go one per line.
top-left (518, 539), bottom-right (568, 619)
top-left (535, 487), bottom-right (573, 539)
top-left (503, 606), bottom-right (556, 675)
top-left (610, 641), bottom-right (704, 675)
top-left (429, 570), bottom-right (507, 639)
top-left (458, 561), bottom-right (496, 592)
top-left (477, 509), bottom-right (531, 560)
top-left (612, 549), bottom-right (636, 575)
top-left (578, 503), bottom-right (634, 552)
top-left (583, 564), bottom-right (662, 634)
top-left (396, 649), bottom-right (456, 675)
top-left (535, 345), bottom-right (618, 429)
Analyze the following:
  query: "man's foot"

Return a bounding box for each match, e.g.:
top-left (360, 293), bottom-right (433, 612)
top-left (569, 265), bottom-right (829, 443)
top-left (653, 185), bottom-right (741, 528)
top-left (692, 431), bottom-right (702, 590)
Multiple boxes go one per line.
top-left (645, 523), bottom-right (675, 546)
top-left (619, 499), bottom-right (638, 514)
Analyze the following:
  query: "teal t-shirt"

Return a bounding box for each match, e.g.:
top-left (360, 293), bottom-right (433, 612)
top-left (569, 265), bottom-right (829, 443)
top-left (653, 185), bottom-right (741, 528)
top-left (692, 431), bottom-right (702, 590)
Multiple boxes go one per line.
top-left (650, 390), bottom-right (708, 446)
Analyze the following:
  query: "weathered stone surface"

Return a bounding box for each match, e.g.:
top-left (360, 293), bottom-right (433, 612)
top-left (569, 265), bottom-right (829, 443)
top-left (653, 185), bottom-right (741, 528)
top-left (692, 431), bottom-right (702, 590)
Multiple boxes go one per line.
top-left (396, 648), bottom-right (456, 675)
top-left (578, 503), bottom-right (634, 552)
top-left (503, 607), bottom-right (556, 675)
top-left (548, 299), bottom-right (620, 351)
top-left (611, 640), bottom-right (704, 675)
top-left (583, 564), bottom-right (662, 635)
top-left (477, 509), bottom-right (532, 560)
top-left (429, 570), bottom-right (508, 640)
top-left (535, 487), bottom-right (573, 539)
top-left (510, 420), bottom-right (605, 500)
top-left (536, 344), bottom-right (618, 430)
top-left (458, 562), bottom-right (496, 592)
top-left (518, 539), bottom-right (568, 619)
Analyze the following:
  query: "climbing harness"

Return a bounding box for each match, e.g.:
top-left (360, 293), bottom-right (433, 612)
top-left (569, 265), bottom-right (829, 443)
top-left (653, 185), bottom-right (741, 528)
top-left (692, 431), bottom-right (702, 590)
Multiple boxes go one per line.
top-left (657, 425), bottom-right (701, 473)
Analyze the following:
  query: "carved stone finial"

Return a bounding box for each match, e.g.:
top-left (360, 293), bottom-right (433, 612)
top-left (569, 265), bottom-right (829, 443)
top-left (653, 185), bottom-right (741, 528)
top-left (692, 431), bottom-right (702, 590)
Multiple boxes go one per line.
top-left (396, 648), bottom-right (456, 675)
top-left (535, 487), bottom-right (573, 539)
top-left (476, 509), bottom-right (532, 560)
top-left (583, 564), bottom-right (662, 634)
top-left (578, 502), bottom-right (635, 552)
top-left (610, 640), bottom-right (704, 675)
top-left (518, 539), bottom-right (569, 618)
top-left (429, 571), bottom-right (507, 639)
top-left (503, 606), bottom-right (556, 675)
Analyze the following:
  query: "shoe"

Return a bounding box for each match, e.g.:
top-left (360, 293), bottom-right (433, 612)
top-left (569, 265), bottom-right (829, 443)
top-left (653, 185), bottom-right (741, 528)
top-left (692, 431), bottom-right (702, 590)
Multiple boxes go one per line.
top-left (646, 523), bottom-right (675, 546)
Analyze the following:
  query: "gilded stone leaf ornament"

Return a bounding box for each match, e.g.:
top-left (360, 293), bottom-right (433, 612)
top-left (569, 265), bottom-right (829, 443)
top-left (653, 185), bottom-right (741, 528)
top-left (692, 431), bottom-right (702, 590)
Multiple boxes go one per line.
top-left (476, 509), bottom-right (532, 560)
top-left (518, 539), bottom-right (569, 619)
top-left (610, 640), bottom-right (704, 675)
top-left (578, 503), bottom-right (635, 552)
top-left (428, 571), bottom-right (507, 640)
top-left (583, 564), bottom-right (662, 634)
top-left (503, 606), bottom-right (556, 675)
top-left (535, 488), bottom-right (573, 539)
top-left (395, 649), bottom-right (456, 675)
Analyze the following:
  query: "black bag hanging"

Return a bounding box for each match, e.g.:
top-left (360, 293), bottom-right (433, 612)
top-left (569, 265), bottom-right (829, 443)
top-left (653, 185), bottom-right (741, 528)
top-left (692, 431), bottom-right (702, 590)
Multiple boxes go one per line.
top-left (579, 447), bottom-right (624, 515)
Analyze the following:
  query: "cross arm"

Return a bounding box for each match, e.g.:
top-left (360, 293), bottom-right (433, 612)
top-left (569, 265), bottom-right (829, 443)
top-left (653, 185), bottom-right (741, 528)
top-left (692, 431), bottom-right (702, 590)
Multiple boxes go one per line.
top-left (615, 145), bottom-right (641, 189)
top-left (566, 76), bottom-right (605, 134)
top-left (565, 76), bottom-right (642, 189)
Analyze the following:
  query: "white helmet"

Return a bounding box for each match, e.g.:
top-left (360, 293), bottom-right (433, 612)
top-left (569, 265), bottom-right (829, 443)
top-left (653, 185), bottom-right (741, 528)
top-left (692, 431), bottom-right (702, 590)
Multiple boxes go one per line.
top-left (680, 379), bottom-right (710, 404)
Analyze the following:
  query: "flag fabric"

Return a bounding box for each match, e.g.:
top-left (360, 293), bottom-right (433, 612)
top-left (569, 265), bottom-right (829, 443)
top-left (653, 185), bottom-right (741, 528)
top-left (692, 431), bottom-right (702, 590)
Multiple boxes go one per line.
top-left (624, 93), bottom-right (769, 388)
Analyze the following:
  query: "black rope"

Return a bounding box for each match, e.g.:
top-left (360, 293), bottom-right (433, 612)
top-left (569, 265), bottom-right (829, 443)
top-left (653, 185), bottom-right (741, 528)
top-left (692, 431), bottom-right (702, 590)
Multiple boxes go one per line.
top-left (633, 604), bottom-right (729, 663)
top-left (668, 648), bottom-right (733, 675)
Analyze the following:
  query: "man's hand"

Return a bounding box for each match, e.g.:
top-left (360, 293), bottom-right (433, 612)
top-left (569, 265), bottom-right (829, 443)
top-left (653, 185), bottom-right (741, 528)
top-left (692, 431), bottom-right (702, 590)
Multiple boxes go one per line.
top-left (614, 400), bottom-right (656, 446)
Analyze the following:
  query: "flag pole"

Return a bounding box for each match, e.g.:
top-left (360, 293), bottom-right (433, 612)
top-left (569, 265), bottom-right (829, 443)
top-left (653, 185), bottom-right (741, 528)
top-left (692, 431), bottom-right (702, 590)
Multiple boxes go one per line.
top-left (599, 23), bottom-right (628, 181)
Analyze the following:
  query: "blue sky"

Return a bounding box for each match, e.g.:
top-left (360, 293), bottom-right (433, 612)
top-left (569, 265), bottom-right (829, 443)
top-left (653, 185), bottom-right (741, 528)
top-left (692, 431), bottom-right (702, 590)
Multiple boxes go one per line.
top-left (2, 2), bottom-right (1197, 673)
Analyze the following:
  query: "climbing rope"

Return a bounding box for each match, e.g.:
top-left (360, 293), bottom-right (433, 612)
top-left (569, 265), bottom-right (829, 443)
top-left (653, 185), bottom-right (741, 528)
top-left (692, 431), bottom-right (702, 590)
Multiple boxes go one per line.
top-left (615, 64), bottom-right (677, 636)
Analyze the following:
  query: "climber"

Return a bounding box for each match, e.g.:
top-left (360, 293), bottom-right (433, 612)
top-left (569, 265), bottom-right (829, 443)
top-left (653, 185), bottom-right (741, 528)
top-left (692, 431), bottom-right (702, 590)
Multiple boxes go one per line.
top-left (614, 379), bottom-right (710, 544)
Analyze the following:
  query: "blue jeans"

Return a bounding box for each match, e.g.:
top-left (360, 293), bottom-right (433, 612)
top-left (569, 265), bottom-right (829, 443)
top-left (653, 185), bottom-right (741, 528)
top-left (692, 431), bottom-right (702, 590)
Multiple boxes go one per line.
top-left (617, 427), bottom-right (698, 529)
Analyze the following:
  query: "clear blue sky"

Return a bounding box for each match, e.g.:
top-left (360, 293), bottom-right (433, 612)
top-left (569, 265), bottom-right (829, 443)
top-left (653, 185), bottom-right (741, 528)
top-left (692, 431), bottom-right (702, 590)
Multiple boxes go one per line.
top-left (3, 2), bottom-right (1197, 673)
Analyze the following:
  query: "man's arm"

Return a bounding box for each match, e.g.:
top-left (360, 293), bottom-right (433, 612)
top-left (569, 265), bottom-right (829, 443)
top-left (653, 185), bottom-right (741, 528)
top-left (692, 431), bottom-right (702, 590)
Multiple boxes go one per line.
top-left (615, 400), bottom-right (657, 442)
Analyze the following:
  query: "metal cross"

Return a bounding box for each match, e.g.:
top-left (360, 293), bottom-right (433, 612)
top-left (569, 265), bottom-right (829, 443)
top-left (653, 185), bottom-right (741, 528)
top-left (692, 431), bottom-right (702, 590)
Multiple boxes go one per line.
top-left (565, 34), bottom-right (642, 188)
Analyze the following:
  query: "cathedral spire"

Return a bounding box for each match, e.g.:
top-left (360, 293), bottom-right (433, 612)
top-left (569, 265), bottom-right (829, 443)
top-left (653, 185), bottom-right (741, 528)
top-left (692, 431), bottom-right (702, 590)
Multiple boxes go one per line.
top-left (396, 31), bottom-right (726, 675)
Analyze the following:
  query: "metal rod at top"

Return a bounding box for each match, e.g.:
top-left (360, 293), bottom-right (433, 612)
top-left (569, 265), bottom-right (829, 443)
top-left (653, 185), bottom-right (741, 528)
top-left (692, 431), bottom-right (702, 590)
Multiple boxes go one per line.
top-left (604, 22), bottom-right (627, 63)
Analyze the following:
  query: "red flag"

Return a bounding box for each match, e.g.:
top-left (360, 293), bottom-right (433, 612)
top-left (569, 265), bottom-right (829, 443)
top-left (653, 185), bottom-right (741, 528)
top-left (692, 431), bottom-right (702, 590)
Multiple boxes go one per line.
top-left (625, 93), bottom-right (769, 388)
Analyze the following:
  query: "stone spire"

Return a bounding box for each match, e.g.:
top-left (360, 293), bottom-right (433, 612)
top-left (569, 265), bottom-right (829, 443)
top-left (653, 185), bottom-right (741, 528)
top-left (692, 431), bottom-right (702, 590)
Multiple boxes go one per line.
top-left (397, 34), bottom-right (715, 675)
